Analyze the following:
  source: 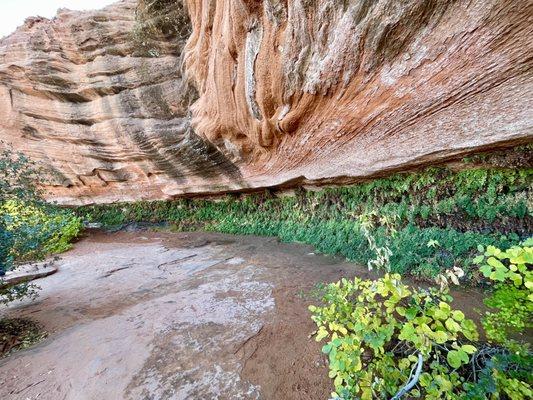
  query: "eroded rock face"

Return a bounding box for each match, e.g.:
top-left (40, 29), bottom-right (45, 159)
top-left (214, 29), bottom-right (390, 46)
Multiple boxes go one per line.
top-left (1, 0), bottom-right (532, 204)
top-left (0, 0), bottom-right (241, 204)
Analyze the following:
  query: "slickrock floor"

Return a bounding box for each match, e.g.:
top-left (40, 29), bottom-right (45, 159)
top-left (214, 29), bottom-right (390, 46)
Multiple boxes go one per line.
top-left (0, 230), bottom-right (359, 400)
top-left (0, 230), bottom-right (485, 399)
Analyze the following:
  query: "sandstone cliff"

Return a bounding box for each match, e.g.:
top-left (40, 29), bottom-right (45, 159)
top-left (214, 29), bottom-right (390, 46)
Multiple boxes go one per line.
top-left (0, 0), bottom-right (531, 204)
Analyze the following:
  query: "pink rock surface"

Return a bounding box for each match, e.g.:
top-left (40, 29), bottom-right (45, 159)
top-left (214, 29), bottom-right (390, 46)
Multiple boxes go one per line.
top-left (0, 0), bottom-right (531, 205)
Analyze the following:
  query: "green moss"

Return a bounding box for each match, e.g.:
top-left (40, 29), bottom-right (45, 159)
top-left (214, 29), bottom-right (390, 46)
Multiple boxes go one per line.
top-left (79, 164), bottom-right (532, 281)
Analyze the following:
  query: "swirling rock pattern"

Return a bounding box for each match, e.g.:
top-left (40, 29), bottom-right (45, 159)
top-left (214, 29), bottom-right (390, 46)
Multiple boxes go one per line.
top-left (0, 0), bottom-right (241, 204)
top-left (0, 0), bottom-right (532, 204)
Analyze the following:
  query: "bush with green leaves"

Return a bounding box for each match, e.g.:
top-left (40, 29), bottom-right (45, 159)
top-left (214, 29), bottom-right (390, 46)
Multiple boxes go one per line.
top-left (457, 240), bottom-right (533, 398)
top-left (0, 148), bottom-right (82, 304)
top-left (309, 238), bottom-right (533, 400)
top-left (309, 274), bottom-right (480, 399)
top-left (1, 150), bottom-right (38, 276)
top-left (473, 240), bottom-right (533, 345)
top-left (1, 201), bottom-right (81, 261)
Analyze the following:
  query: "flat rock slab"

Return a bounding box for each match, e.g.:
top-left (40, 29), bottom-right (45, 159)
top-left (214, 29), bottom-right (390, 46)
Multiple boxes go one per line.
top-left (0, 231), bottom-right (362, 400)
top-left (0, 231), bottom-right (487, 399)
top-left (1, 263), bottom-right (58, 289)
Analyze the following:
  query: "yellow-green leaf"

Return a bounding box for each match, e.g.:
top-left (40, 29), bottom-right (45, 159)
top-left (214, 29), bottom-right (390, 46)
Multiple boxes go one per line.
top-left (461, 344), bottom-right (477, 354)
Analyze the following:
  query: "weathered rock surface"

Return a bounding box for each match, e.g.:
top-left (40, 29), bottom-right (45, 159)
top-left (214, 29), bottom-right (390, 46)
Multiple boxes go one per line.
top-left (0, 230), bottom-right (487, 399)
top-left (0, 0), bottom-right (531, 204)
top-left (0, 0), bottom-right (240, 204)
top-left (0, 231), bottom-right (353, 399)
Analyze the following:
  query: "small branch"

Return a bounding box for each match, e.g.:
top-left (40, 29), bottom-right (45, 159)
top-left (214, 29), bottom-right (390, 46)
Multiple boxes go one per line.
top-left (391, 353), bottom-right (424, 400)
top-left (156, 254), bottom-right (197, 271)
top-left (99, 266), bottom-right (132, 279)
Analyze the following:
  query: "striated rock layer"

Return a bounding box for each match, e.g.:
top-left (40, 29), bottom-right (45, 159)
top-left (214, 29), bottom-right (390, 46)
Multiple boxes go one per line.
top-left (0, 0), bottom-right (532, 205)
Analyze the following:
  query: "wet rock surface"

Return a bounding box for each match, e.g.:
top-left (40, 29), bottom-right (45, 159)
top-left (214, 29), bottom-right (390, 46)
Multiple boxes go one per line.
top-left (0, 231), bottom-right (353, 399)
top-left (0, 231), bottom-right (487, 399)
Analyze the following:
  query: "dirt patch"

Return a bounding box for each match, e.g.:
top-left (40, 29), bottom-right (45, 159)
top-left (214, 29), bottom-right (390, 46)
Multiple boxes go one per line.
top-left (238, 285), bottom-right (333, 399)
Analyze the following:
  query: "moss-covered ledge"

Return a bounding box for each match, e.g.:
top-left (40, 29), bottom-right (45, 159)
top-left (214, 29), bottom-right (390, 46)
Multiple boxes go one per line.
top-left (78, 147), bottom-right (532, 282)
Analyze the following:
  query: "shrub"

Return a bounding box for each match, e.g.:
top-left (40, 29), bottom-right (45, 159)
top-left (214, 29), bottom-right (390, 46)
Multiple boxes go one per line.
top-left (0, 148), bottom-right (82, 304)
top-left (474, 240), bottom-right (532, 344)
top-left (79, 155), bottom-right (531, 282)
top-left (309, 274), bottom-right (479, 399)
top-left (1, 200), bottom-right (81, 261)
top-left (309, 240), bottom-right (533, 399)
top-left (460, 240), bottom-right (533, 398)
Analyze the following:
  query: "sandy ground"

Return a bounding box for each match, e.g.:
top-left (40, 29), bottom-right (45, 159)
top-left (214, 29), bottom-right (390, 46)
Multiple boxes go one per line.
top-left (0, 230), bottom-right (485, 400)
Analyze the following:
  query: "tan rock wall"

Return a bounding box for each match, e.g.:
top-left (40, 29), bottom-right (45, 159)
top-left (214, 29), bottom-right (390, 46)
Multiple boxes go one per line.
top-left (0, 0), bottom-right (531, 204)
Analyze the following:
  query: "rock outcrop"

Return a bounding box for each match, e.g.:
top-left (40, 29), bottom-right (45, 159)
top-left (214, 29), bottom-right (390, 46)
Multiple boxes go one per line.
top-left (0, 0), bottom-right (531, 204)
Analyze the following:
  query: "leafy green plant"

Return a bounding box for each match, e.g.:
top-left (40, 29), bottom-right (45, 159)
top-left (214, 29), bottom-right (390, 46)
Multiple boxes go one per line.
top-left (462, 350), bottom-right (532, 399)
top-left (458, 240), bottom-right (533, 398)
top-left (474, 241), bottom-right (532, 344)
top-left (79, 159), bottom-right (530, 282)
top-left (1, 201), bottom-right (81, 260)
top-left (0, 148), bottom-right (82, 305)
top-left (309, 274), bottom-right (480, 399)
top-left (309, 238), bottom-right (533, 400)
top-left (0, 149), bottom-right (41, 204)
